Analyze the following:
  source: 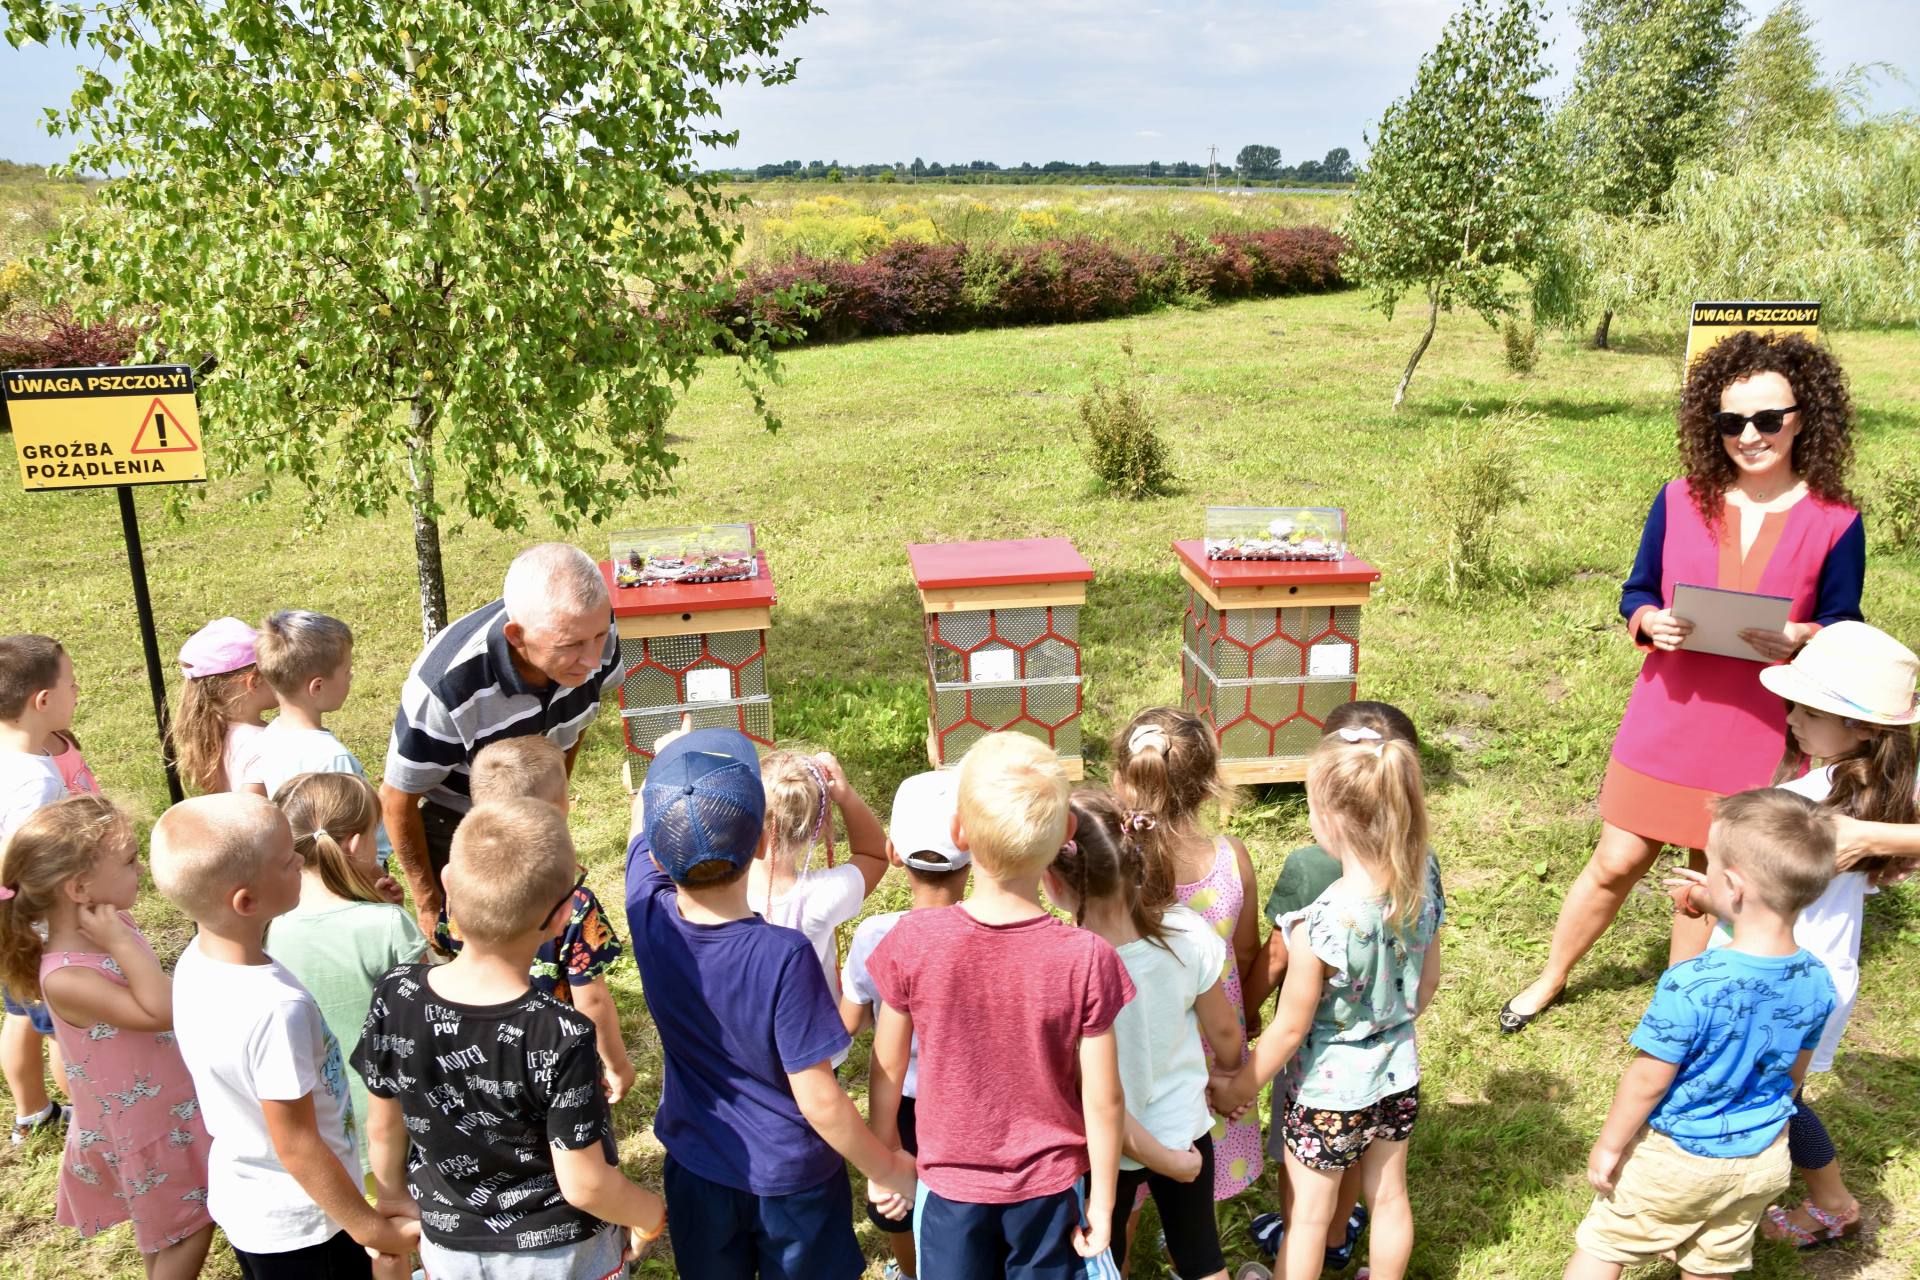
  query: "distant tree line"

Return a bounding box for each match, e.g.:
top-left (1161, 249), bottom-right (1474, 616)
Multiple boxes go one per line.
top-left (712, 147), bottom-right (1356, 185)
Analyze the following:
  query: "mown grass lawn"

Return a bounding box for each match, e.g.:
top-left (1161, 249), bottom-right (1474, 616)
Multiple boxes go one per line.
top-left (3, 287), bottom-right (1917, 1279)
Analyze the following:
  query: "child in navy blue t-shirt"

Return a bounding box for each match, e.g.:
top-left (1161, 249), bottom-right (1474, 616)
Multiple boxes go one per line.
top-left (1566, 788), bottom-right (1838, 1280)
top-left (622, 725), bottom-right (917, 1280)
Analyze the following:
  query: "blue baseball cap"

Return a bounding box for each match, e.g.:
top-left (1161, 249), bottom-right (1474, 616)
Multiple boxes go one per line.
top-left (642, 728), bottom-right (766, 881)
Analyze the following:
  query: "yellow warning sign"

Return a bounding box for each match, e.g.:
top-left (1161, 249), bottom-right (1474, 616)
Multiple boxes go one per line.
top-left (1684, 301), bottom-right (1821, 369)
top-left (3, 364), bottom-right (205, 491)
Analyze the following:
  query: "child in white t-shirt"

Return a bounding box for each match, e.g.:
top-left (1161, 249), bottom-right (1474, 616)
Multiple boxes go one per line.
top-left (151, 792), bottom-right (419, 1276)
top-left (0, 632), bottom-right (84, 1146)
top-left (1670, 622), bottom-right (1920, 1249)
top-left (839, 770), bottom-right (971, 1280)
top-left (1046, 787), bottom-right (1243, 1280)
top-left (251, 610), bottom-right (392, 861)
top-left (749, 749), bottom-right (888, 999)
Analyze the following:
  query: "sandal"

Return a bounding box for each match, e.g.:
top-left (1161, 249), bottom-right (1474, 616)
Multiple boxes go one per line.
top-left (1498, 991), bottom-right (1558, 1034)
top-left (1328, 1204), bottom-right (1369, 1269)
top-left (1250, 1212), bottom-right (1285, 1259)
top-left (9, 1101), bottom-right (70, 1146)
top-left (1762, 1201), bottom-right (1860, 1248)
top-left (1251, 1205), bottom-right (1370, 1267)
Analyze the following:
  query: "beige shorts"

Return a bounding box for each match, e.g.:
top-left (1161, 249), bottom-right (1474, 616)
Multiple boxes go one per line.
top-left (1575, 1126), bottom-right (1790, 1275)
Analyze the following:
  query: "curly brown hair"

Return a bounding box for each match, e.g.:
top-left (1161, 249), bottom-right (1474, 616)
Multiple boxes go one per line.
top-left (1678, 331), bottom-right (1857, 524)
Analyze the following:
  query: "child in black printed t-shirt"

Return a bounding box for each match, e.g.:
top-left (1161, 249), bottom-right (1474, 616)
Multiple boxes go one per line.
top-left (352, 799), bottom-right (664, 1280)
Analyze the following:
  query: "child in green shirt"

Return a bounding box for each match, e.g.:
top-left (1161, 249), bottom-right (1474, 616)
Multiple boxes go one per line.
top-left (265, 771), bottom-right (429, 1173)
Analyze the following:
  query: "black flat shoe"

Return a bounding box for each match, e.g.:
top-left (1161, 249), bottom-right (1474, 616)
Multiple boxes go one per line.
top-left (1498, 992), bottom-right (1556, 1034)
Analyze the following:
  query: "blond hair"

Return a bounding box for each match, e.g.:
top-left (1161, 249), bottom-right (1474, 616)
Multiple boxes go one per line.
top-left (150, 793), bottom-right (292, 922)
top-left (1711, 788), bottom-right (1835, 915)
top-left (956, 733), bottom-right (1070, 879)
top-left (274, 772), bottom-right (384, 904)
top-left (470, 736), bottom-right (569, 808)
top-left (1306, 732), bottom-right (1430, 932)
top-left (445, 800), bottom-right (577, 944)
top-left (173, 666), bottom-right (260, 793)
top-left (761, 749), bottom-right (832, 867)
top-left (0, 795), bottom-right (133, 1002)
top-left (255, 610), bottom-right (353, 695)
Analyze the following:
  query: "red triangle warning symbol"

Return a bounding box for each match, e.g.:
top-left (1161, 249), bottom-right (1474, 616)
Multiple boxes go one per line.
top-left (129, 397), bottom-right (199, 454)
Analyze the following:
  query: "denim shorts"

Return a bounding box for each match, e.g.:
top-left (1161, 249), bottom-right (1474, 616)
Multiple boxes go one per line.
top-left (418, 1223), bottom-right (624, 1280)
top-left (2, 989), bottom-right (54, 1036)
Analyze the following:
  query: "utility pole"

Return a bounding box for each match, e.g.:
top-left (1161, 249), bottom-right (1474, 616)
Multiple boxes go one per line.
top-left (1206, 144), bottom-right (1219, 191)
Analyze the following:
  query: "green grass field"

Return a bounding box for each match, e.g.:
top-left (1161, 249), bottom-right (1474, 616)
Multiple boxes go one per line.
top-left (3, 286), bottom-right (1918, 1279)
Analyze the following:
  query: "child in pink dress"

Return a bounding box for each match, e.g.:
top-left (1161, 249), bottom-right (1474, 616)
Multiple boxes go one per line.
top-left (1112, 707), bottom-right (1264, 1200)
top-left (0, 794), bottom-right (213, 1278)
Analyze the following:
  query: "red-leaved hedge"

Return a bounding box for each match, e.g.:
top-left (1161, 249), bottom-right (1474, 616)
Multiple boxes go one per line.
top-left (0, 306), bottom-right (146, 431)
top-left (717, 225), bottom-right (1348, 347)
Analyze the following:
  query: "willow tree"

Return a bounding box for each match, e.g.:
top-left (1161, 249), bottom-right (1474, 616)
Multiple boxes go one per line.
top-left (1557, 0), bottom-right (1743, 347)
top-left (1342, 0), bottom-right (1555, 408)
top-left (7, 0), bottom-right (816, 635)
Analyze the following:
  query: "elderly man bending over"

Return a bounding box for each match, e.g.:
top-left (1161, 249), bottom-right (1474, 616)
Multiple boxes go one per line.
top-left (381, 542), bottom-right (620, 941)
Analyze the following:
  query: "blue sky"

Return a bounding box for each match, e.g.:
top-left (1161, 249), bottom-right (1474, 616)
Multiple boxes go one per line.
top-left (2, 0), bottom-right (1914, 170)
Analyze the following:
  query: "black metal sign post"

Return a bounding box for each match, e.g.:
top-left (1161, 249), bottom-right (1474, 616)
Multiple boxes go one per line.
top-left (118, 485), bottom-right (186, 804)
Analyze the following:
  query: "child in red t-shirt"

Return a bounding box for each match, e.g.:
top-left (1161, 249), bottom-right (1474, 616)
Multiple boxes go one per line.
top-left (867, 733), bottom-right (1134, 1280)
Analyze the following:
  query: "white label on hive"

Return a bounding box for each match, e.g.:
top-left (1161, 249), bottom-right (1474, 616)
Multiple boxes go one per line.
top-left (685, 667), bottom-right (732, 703)
top-left (1308, 642), bottom-right (1354, 677)
top-left (970, 648), bottom-right (1018, 683)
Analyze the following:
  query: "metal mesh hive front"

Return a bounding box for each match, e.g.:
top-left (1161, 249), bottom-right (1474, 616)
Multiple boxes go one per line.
top-left (925, 604), bottom-right (1084, 765)
top-left (1180, 593), bottom-right (1363, 761)
top-left (617, 628), bottom-right (774, 779)
top-left (1183, 587), bottom-right (1362, 681)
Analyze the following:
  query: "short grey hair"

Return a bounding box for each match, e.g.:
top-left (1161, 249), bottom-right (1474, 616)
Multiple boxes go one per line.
top-left (503, 543), bottom-right (608, 631)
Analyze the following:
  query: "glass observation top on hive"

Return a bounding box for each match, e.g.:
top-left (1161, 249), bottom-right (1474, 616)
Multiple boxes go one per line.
top-left (1203, 506), bottom-right (1347, 561)
top-left (610, 524), bottom-right (757, 588)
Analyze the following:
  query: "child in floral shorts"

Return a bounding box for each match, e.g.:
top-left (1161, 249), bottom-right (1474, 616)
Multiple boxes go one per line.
top-left (435, 735), bottom-right (636, 1102)
top-left (1208, 729), bottom-right (1446, 1280)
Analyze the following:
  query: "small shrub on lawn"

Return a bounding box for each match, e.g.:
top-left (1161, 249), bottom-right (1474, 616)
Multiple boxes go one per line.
top-left (1076, 342), bottom-right (1172, 500)
top-left (1503, 317), bottom-right (1539, 374)
top-left (1867, 458), bottom-right (1920, 550)
top-left (1421, 410), bottom-right (1531, 597)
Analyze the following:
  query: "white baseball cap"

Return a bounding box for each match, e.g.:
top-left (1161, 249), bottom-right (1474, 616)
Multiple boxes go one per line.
top-left (888, 771), bottom-right (969, 871)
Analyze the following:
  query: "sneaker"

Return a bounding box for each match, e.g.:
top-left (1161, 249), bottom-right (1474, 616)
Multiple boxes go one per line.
top-left (881, 1264), bottom-right (914, 1280)
top-left (10, 1101), bottom-right (70, 1146)
top-left (1235, 1266), bottom-right (1274, 1280)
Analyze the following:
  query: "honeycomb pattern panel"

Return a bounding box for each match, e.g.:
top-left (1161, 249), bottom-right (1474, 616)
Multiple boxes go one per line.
top-left (926, 603), bottom-right (1087, 767)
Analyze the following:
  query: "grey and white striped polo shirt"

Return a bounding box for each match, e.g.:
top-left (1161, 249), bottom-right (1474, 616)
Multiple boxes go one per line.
top-left (382, 597), bottom-right (621, 813)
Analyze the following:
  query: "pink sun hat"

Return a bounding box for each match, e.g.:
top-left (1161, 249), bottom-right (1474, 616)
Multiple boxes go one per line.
top-left (179, 617), bottom-right (260, 679)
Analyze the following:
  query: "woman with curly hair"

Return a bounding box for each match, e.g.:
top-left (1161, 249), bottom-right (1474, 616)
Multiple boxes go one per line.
top-left (1500, 330), bottom-right (1865, 1033)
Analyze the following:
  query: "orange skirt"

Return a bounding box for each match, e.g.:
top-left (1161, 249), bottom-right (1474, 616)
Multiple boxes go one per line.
top-left (1598, 756), bottom-right (1715, 852)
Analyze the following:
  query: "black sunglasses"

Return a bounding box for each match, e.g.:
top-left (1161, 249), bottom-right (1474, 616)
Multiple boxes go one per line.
top-left (1713, 406), bottom-right (1799, 436)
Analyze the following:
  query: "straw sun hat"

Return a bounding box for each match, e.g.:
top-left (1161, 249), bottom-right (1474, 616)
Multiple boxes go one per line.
top-left (1758, 620), bottom-right (1920, 726)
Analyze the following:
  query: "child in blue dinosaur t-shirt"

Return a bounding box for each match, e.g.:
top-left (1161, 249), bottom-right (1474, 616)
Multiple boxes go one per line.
top-left (1564, 788), bottom-right (1838, 1280)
